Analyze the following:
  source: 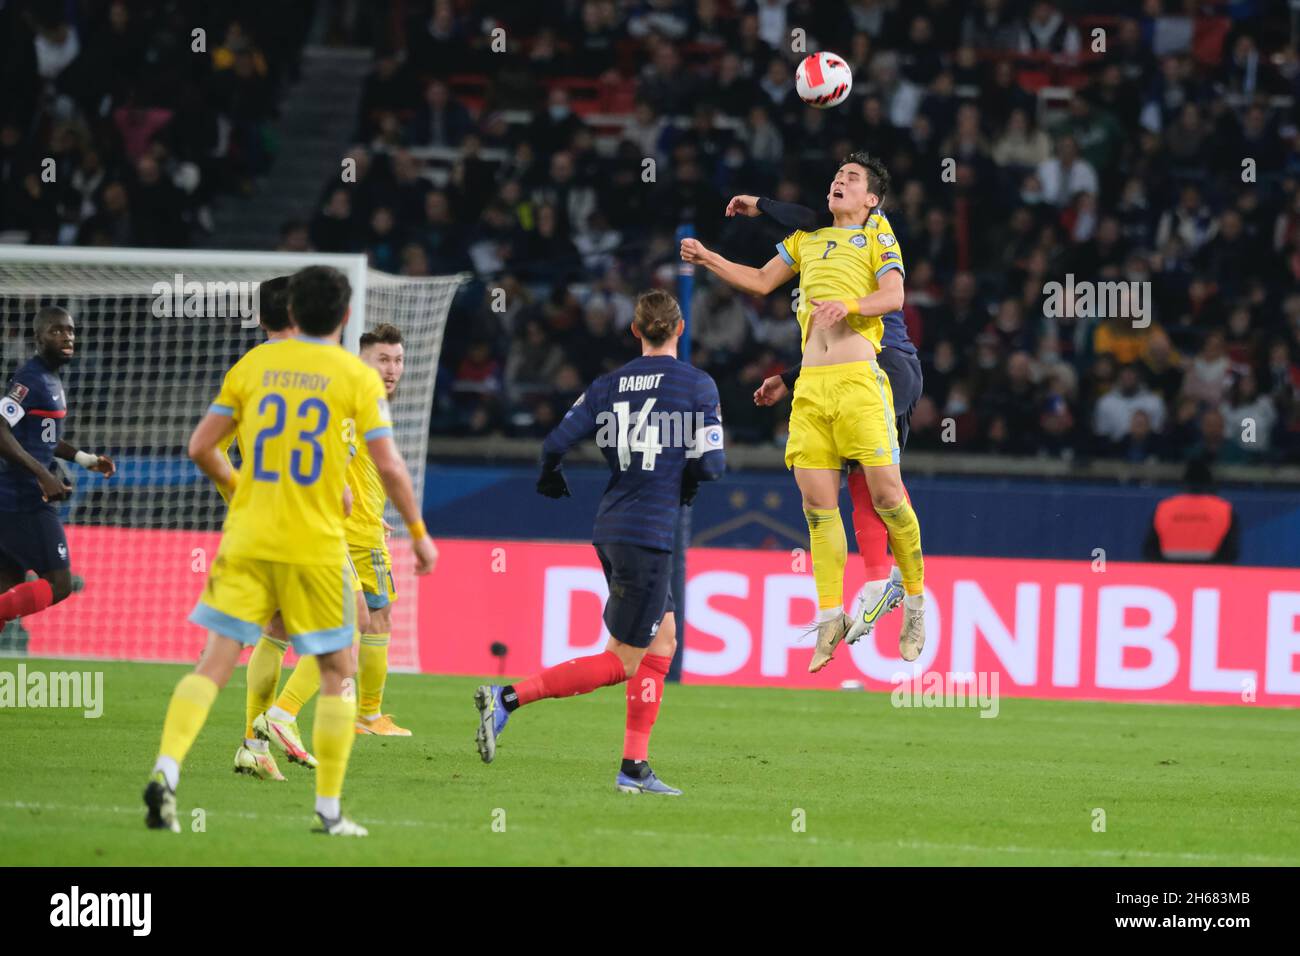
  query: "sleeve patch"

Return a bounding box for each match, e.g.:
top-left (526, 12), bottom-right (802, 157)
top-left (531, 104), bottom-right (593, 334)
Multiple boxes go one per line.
top-left (881, 251), bottom-right (900, 261)
top-left (0, 396), bottom-right (24, 427)
top-left (704, 426), bottom-right (724, 450)
top-left (7, 383), bottom-right (29, 403)
top-left (377, 397), bottom-right (391, 420)
top-left (876, 233), bottom-right (896, 247)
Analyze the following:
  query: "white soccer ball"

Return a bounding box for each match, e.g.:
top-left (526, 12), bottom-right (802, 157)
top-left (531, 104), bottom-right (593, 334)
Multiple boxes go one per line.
top-left (795, 51), bottom-right (853, 109)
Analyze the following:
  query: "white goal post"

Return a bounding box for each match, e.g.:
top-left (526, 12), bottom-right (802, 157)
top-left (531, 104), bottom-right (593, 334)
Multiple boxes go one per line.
top-left (0, 245), bottom-right (463, 671)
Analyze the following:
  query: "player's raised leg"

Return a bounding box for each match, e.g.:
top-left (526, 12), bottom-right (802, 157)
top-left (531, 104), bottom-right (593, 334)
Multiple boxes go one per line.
top-left (0, 514), bottom-right (74, 625)
top-left (257, 653), bottom-right (320, 769)
top-left (861, 462), bottom-right (925, 661)
top-left (843, 467), bottom-right (905, 646)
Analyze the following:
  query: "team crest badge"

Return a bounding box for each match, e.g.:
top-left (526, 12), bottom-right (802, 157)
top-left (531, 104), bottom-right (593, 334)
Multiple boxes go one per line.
top-left (7, 383), bottom-right (28, 402)
top-left (850, 234), bottom-right (867, 248)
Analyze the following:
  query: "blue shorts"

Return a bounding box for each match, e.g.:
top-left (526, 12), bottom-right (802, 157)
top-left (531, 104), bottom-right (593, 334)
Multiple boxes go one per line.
top-left (878, 347), bottom-right (923, 451)
top-left (595, 542), bottom-right (675, 649)
top-left (0, 505), bottom-right (69, 576)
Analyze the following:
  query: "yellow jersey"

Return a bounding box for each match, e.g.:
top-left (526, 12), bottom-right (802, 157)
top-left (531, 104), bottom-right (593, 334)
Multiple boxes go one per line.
top-left (342, 432), bottom-right (387, 551)
top-left (776, 210), bottom-right (906, 353)
top-left (208, 336), bottom-right (393, 566)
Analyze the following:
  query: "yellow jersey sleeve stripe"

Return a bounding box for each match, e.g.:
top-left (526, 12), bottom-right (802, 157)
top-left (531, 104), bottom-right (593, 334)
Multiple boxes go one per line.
top-left (775, 242), bottom-right (796, 267)
top-left (364, 425), bottom-right (393, 440)
top-left (876, 262), bottom-right (905, 280)
top-left (210, 403), bottom-right (235, 416)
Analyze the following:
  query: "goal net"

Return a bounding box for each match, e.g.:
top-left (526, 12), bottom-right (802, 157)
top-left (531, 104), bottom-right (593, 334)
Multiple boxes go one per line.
top-left (0, 247), bottom-right (461, 671)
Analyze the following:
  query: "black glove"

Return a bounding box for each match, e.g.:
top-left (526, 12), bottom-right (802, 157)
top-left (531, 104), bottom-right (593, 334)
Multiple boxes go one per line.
top-left (681, 472), bottom-right (701, 506)
top-left (536, 468), bottom-right (571, 499)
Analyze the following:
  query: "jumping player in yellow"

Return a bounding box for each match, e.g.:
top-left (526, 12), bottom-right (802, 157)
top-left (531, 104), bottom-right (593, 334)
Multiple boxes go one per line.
top-left (144, 266), bottom-right (437, 836)
top-left (680, 152), bottom-right (926, 668)
top-left (344, 323), bottom-right (410, 736)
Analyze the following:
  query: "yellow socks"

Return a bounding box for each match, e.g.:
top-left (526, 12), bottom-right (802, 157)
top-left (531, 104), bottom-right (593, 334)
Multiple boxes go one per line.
top-left (157, 673), bottom-right (219, 767)
top-left (313, 694), bottom-right (356, 801)
top-left (275, 654), bottom-right (320, 718)
top-left (245, 635), bottom-right (287, 737)
top-left (875, 498), bottom-right (925, 595)
top-left (358, 632), bottom-right (390, 719)
top-left (804, 507), bottom-right (847, 611)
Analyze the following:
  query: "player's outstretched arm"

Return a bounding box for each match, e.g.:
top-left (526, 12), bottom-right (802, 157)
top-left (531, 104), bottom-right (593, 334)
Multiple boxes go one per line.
top-left (187, 412), bottom-right (239, 495)
top-left (680, 241), bottom-right (795, 297)
top-left (55, 440), bottom-right (115, 478)
top-left (755, 197), bottom-right (822, 232)
top-left (0, 420), bottom-right (70, 501)
top-left (366, 434), bottom-right (437, 575)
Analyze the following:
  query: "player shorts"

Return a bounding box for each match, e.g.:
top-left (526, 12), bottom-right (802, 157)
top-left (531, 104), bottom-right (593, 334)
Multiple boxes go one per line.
top-left (344, 552), bottom-right (363, 595)
top-left (784, 360), bottom-right (899, 470)
top-left (0, 505), bottom-right (69, 576)
top-left (878, 348), bottom-right (924, 451)
top-left (595, 541), bottom-right (675, 649)
top-left (191, 550), bottom-right (356, 656)
top-left (349, 543), bottom-right (397, 610)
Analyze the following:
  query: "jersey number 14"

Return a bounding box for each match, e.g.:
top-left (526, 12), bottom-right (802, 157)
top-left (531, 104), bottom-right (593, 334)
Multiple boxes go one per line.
top-left (614, 398), bottom-right (662, 471)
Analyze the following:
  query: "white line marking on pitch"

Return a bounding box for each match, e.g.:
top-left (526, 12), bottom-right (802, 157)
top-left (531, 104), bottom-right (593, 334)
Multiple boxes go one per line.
top-left (2, 800), bottom-right (1294, 864)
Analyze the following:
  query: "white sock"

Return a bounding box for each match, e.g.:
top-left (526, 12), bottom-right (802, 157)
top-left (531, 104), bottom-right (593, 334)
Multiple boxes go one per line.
top-left (315, 796), bottom-right (340, 820)
top-left (152, 756), bottom-right (180, 791)
top-left (244, 737), bottom-right (267, 751)
top-left (267, 706), bottom-right (294, 722)
top-left (816, 606), bottom-right (842, 624)
top-left (904, 593), bottom-right (924, 611)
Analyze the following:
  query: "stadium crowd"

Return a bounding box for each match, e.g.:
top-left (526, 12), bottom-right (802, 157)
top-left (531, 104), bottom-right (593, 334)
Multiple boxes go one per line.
top-left (4, 0), bottom-right (1299, 467)
top-left (291, 0), bottom-right (1299, 464)
top-left (0, 0), bottom-right (313, 246)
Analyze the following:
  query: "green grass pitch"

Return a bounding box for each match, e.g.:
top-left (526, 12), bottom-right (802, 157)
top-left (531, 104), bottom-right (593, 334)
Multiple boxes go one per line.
top-left (2, 658), bottom-right (1297, 866)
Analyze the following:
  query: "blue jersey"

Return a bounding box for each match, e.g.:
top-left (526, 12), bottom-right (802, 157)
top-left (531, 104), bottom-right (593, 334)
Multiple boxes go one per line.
top-left (0, 356), bottom-right (67, 511)
top-left (543, 355), bottom-right (726, 551)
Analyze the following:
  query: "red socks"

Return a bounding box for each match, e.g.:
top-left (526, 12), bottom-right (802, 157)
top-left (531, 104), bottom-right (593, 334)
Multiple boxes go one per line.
top-left (624, 653), bottom-right (671, 762)
top-left (847, 469), bottom-right (892, 580)
top-left (514, 649), bottom-right (627, 706)
top-left (0, 578), bottom-right (53, 624)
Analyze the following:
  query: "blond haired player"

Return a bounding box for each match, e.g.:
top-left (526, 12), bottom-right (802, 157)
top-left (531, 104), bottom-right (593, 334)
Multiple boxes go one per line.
top-left (144, 266), bottom-right (437, 836)
top-left (680, 152), bottom-right (926, 669)
top-left (344, 323), bottom-right (411, 736)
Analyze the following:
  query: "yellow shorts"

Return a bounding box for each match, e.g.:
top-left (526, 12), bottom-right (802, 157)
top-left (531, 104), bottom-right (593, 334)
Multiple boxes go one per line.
top-left (784, 361), bottom-right (899, 470)
top-left (349, 543), bottom-right (397, 610)
top-left (190, 550), bottom-right (357, 655)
